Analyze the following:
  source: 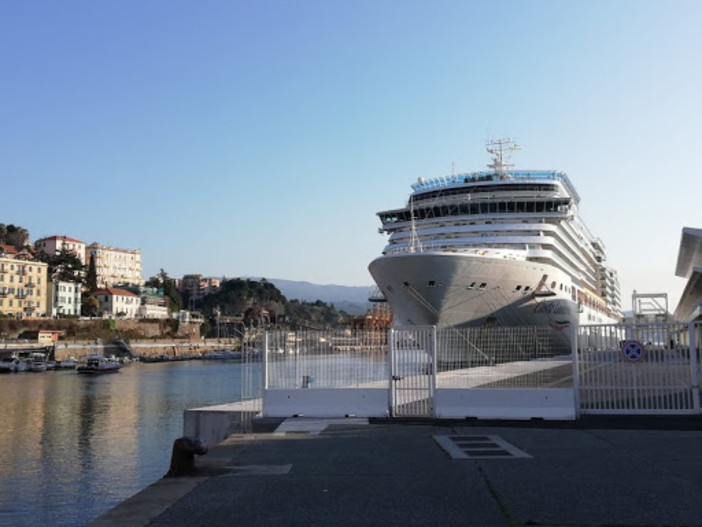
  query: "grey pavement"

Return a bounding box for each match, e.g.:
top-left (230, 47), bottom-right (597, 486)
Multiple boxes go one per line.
top-left (90, 417), bottom-right (702, 527)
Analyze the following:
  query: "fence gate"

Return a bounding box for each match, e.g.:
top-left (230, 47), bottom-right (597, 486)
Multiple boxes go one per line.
top-left (390, 327), bottom-right (435, 417)
top-left (577, 322), bottom-right (701, 414)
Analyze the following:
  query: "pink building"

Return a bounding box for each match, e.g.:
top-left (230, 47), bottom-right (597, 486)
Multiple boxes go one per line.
top-left (35, 235), bottom-right (87, 265)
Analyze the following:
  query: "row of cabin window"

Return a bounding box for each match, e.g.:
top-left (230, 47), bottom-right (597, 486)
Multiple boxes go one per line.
top-left (411, 183), bottom-right (559, 203)
top-left (381, 199), bottom-right (570, 223)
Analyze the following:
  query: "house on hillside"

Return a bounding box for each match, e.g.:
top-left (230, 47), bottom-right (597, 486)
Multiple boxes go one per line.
top-left (0, 253), bottom-right (49, 318)
top-left (93, 287), bottom-right (140, 318)
top-left (180, 274), bottom-right (221, 306)
top-left (48, 280), bottom-right (82, 317)
top-left (86, 243), bottom-right (143, 288)
top-left (120, 285), bottom-right (170, 319)
top-left (35, 235), bottom-right (87, 265)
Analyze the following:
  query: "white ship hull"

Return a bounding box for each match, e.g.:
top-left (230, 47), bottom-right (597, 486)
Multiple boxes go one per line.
top-left (369, 252), bottom-right (579, 329)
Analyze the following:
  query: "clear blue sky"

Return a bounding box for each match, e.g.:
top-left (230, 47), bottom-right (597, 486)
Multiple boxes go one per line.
top-left (2, 1), bottom-right (700, 311)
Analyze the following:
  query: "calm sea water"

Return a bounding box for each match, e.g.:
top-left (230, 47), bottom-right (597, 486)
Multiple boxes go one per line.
top-left (0, 361), bottom-right (259, 527)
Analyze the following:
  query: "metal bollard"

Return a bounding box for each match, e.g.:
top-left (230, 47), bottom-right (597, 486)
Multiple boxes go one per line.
top-left (165, 436), bottom-right (209, 477)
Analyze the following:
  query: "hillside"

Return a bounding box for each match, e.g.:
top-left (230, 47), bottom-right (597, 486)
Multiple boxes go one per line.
top-left (264, 278), bottom-right (373, 315)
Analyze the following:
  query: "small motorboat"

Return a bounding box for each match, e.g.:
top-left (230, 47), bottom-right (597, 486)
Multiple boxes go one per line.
top-left (56, 357), bottom-right (78, 369)
top-left (0, 357), bottom-right (21, 373)
top-left (76, 355), bottom-right (122, 374)
top-left (28, 353), bottom-right (48, 372)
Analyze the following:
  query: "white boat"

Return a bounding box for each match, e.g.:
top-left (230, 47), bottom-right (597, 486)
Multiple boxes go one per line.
top-left (368, 139), bottom-right (622, 334)
top-left (27, 353), bottom-right (48, 372)
top-left (76, 355), bottom-right (122, 374)
top-left (0, 357), bottom-right (22, 373)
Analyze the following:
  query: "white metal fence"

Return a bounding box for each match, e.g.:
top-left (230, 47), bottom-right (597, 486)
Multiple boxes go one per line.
top-left (434, 326), bottom-right (573, 389)
top-left (390, 327), bottom-right (435, 417)
top-left (263, 329), bottom-right (389, 389)
top-left (576, 322), bottom-right (700, 414)
top-left (241, 322), bottom-right (702, 420)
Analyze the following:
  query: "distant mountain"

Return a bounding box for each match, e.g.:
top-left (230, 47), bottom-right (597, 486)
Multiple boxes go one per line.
top-left (264, 278), bottom-right (373, 315)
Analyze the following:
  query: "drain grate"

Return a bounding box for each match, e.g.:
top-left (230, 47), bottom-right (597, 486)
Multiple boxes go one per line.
top-left (434, 434), bottom-right (531, 459)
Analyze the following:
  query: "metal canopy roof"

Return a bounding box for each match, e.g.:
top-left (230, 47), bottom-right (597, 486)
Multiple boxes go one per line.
top-left (675, 227), bottom-right (702, 278)
top-left (673, 266), bottom-right (702, 322)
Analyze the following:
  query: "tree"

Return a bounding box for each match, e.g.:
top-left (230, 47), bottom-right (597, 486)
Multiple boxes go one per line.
top-left (146, 269), bottom-right (182, 313)
top-left (86, 254), bottom-right (98, 292)
top-left (82, 295), bottom-right (99, 317)
top-left (0, 224), bottom-right (29, 250)
top-left (200, 278), bottom-right (286, 322)
top-left (37, 247), bottom-right (85, 283)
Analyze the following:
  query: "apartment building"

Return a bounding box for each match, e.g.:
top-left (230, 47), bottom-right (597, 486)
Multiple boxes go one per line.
top-left (181, 274), bottom-right (221, 301)
top-left (48, 280), bottom-right (82, 317)
top-left (0, 254), bottom-right (49, 318)
top-left (86, 243), bottom-right (143, 288)
top-left (93, 287), bottom-right (140, 318)
top-left (35, 235), bottom-right (87, 265)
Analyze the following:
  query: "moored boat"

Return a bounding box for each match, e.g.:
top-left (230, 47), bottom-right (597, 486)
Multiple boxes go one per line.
top-left (76, 355), bottom-right (122, 374)
top-left (27, 353), bottom-right (49, 372)
top-left (56, 358), bottom-right (78, 369)
top-left (0, 357), bottom-right (21, 373)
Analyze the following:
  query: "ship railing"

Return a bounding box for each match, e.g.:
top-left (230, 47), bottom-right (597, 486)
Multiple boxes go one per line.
top-left (411, 170), bottom-right (580, 204)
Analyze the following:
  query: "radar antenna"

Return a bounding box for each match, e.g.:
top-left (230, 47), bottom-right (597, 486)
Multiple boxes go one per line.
top-left (486, 138), bottom-right (521, 175)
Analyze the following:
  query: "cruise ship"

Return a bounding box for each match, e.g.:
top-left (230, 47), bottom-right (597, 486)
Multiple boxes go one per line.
top-left (368, 140), bottom-right (622, 331)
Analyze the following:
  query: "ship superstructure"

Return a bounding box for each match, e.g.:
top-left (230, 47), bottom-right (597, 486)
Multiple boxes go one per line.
top-left (368, 140), bottom-right (621, 330)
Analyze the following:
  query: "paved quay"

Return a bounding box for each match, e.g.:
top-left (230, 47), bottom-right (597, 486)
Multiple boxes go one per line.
top-left (89, 416), bottom-right (702, 527)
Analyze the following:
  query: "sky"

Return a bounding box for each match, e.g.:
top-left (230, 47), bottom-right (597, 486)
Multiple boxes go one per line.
top-left (1, 1), bottom-right (700, 311)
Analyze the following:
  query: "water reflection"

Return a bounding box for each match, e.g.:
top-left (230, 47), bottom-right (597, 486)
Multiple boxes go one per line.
top-left (0, 361), bottom-right (256, 526)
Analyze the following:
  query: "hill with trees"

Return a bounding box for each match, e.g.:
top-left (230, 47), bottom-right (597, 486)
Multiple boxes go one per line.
top-left (192, 278), bottom-right (351, 330)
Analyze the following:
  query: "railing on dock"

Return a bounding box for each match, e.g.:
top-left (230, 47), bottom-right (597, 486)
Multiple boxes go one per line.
top-left (263, 329), bottom-right (389, 389)
top-left (577, 322), bottom-right (700, 414)
top-left (235, 322), bottom-right (702, 424)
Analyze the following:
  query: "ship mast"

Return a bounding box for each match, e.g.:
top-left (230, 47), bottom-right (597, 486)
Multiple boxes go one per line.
top-left (486, 138), bottom-right (520, 176)
top-left (408, 197), bottom-right (423, 253)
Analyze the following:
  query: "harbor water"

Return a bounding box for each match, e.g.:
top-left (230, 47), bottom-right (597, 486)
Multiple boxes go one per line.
top-left (0, 360), bottom-right (260, 527)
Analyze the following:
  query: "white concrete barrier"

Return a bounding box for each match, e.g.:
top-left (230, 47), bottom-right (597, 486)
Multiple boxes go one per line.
top-left (263, 388), bottom-right (389, 418)
top-left (435, 388), bottom-right (576, 420)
